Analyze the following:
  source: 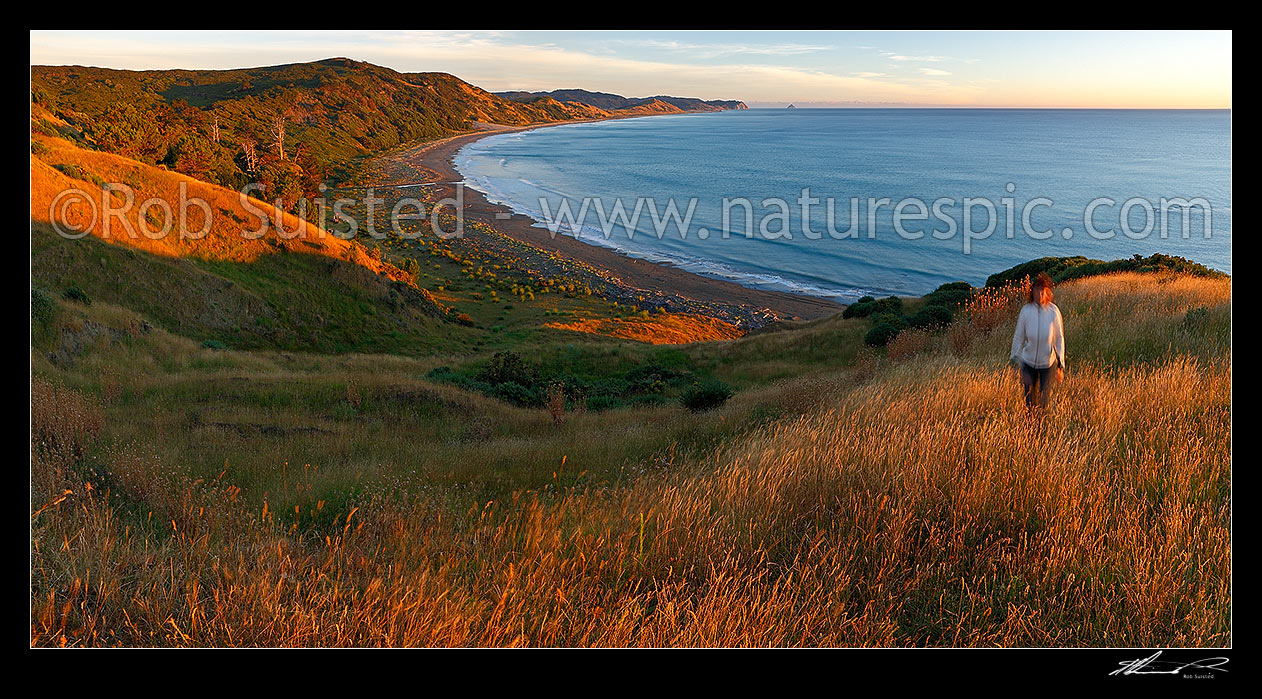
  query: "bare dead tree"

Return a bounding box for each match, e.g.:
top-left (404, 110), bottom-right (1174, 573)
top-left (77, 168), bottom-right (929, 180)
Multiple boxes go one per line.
top-left (240, 138), bottom-right (258, 171)
top-left (211, 113), bottom-right (220, 143)
top-left (269, 115), bottom-right (286, 161)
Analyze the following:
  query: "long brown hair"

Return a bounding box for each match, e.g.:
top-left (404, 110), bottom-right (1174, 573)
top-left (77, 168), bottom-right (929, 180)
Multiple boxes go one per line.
top-left (1028, 272), bottom-right (1053, 305)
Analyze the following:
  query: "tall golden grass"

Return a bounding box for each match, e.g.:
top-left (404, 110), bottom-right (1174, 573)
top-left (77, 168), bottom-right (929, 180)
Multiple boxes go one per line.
top-left (30, 272), bottom-right (1230, 646)
top-left (543, 312), bottom-right (744, 344)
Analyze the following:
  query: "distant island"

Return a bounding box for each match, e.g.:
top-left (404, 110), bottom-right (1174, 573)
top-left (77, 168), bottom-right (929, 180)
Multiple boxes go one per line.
top-left (786, 104), bottom-right (796, 109)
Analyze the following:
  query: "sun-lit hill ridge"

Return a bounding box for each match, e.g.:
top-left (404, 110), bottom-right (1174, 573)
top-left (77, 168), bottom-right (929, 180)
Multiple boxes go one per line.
top-left (393, 69), bottom-right (613, 124)
top-left (496, 88), bottom-right (747, 112)
top-left (612, 98), bottom-right (686, 115)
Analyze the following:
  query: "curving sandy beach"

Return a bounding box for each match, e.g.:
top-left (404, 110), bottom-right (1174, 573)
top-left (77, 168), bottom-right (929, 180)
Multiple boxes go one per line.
top-left (392, 117), bottom-right (843, 325)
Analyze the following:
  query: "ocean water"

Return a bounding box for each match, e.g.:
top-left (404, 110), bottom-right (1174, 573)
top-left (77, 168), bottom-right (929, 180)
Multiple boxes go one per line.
top-left (455, 109), bottom-right (1231, 300)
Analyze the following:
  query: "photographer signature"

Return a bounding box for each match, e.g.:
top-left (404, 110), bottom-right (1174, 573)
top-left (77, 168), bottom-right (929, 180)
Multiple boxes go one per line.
top-left (1110, 651), bottom-right (1229, 676)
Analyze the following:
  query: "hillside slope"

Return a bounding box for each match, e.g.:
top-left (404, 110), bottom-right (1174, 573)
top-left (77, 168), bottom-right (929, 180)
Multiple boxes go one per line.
top-left (30, 269), bottom-right (1231, 646)
top-left (31, 108), bottom-right (463, 352)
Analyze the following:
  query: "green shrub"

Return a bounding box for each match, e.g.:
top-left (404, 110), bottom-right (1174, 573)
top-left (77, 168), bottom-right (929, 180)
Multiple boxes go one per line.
top-left (679, 380), bottom-right (734, 413)
top-left (477, 351), bottom-right (539, 387)
top-left (31, 288), bottom-right (59, 336)
top-left (625, 363), bottom-right (693, 393)
top-left (491, 381), bottom-right (539, 407)
top-left (1184, 306), bottom-right (1209, 327)
top-left (922, 281), bottom-right (973, 308)
top-left (865, 322), bottom-right (901, 347)
top-left (401, 258), bottom-right (422, 281)
top-left (425, 366), bottom-right (458, 381)
top-left (871, 311), bottom-right (908, 330)
top-left (201, 339), bottom-right (227, 350)
top-left (62, 285), bottom-right (91, 305)
top-left (909, 304), bottom-right (953, 330)
top-left (844, 296), bottom-right (903, 319)
top-left (35, 119), bottom-right (60, 138)
top-left (629, 394), bottom-right (669, 407)
top-left (586, 394), bottom-right (622, 411)
top-left (52, 163), bottom-right (106, 187)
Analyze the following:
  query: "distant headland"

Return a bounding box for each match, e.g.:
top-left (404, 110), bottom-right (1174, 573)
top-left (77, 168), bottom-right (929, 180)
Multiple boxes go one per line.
top-left (496, 88), bottom-right (747, 113)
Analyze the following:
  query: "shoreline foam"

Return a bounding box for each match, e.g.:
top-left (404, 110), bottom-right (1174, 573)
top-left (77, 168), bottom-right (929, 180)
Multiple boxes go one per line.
top-left (393, 114), bottom-right (844, 323)
top-left (454, 142), bottom-right (885, 302)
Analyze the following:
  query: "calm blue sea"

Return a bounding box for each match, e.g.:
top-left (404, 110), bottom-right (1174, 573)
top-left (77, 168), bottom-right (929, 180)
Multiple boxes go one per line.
top-left (455, 109), bottom-right (1231, 299)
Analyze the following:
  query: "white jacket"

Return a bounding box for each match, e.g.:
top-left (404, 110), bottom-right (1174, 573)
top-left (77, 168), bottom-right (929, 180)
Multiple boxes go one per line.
top-left (1010, 302), bottom-right (1065, 370)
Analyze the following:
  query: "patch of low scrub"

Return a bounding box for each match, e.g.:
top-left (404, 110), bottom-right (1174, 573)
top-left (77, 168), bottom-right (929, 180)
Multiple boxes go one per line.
top-left (679, 379), bottom-right (734, 413)
top-left (428, 350), bottom-right (712, 411)
top-left (843, 296), bottom-right (902, 319)
top-left (62, 285), bottom-right (92, 305)
top-left (52, 163), bottom-right (107, 188)
top-left (31, 288), bottom-right (60, 341)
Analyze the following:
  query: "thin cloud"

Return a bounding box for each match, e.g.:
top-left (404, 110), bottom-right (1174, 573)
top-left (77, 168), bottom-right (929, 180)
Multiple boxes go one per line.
top-left (884, 53), bottom-right (948, 62)
top-left (32, 31), bottom-right (963, 103)
top-left (869, 47), bottom-right (978, 65)
top-left (623, 38), bottom-right (835, 59)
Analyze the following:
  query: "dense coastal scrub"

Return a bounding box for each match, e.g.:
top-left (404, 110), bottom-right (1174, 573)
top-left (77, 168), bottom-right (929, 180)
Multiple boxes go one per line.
top-left (30, 59), bottom-right (608, 206)
top-left (31, 271), bottom-right (1230, 646)
top-left (985, 253), bottom-right (1226, 288)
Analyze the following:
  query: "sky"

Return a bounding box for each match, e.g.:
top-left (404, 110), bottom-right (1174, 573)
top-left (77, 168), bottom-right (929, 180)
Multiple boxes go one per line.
top-left (29, 30), bottom-right (1232, 108)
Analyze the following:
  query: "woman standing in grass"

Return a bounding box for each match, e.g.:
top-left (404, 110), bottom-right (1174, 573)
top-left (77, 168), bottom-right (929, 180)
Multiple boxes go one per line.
top-left (1010, 273), bottom-right (1066, 411)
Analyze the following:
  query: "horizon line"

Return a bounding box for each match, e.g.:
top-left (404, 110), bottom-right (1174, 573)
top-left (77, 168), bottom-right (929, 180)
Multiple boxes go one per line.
top-left (29, 56), bottom-right (1232, 112)
top-left (744, 105), bottom-right (1232, 110)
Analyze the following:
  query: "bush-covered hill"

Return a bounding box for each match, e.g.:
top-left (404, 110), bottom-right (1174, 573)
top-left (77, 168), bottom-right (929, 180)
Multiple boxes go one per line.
top-left (31, 58), bottom-right (614, 207)
top-left (985, 253), bottom-right (1226, 288)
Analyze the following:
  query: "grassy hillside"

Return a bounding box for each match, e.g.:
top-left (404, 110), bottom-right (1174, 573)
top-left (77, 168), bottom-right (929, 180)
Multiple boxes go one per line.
top-left (30, 269), bottom-right (1230, 646)
top-left (31, 110), bottom-right (487, 353)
